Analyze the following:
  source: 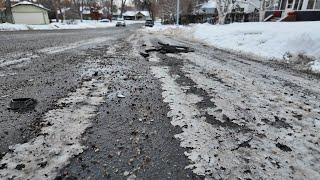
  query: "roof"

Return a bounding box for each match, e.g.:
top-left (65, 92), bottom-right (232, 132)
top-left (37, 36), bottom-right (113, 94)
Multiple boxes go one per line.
top-left (123, 11), bottom-right (136, 16)
top-left (12, 1), bottom-right (50, 11)
top-left (139, 11), bottom-right (150, 17)
top-left (201, 0), bottom-right (217, 9)
top-left (123, 10), bottom-right (150, 17)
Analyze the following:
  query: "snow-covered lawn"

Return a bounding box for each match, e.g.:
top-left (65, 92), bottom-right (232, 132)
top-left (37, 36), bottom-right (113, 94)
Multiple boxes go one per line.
top-left (145, 22), bottom-right (320, 73)
top-left (0, 20), bottom-right (144, 31)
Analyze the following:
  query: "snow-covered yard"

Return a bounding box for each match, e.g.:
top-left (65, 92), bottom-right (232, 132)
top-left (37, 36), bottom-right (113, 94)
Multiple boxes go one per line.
top-left (0, 20), bottom-right (144, 31)
top-left (145, 22), bottom-right (320, 73)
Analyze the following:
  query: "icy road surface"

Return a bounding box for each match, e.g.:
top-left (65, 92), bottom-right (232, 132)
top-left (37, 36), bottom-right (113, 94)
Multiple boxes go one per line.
top-left (0, 26), bottom-right (319, 180)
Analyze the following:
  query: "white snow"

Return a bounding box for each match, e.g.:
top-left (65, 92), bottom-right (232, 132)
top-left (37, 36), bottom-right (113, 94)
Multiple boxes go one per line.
top-left (0, 20), bottom-right (143, 31)
top-left (145, 22), bottom-right (320, 72)
top-left (311, 60), bottom-right (320, 73)
top-left (12, 1), bottom-right (49, 11)
top-left (0, 23), bottom-right (30, 31)
top-left (151, 50), bottom-right (320, 179)
top-left (123, 11), bottom-right (150, 17)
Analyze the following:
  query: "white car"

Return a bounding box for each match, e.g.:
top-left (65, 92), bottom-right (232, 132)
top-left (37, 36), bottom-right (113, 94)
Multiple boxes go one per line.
top-left (116, 18), bottom-right (126, 27)
top-left (99, 19), bottom-right (110, 23)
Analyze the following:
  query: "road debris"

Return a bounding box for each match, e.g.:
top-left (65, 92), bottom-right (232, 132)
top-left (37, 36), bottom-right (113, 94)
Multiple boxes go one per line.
top-left (8, 98), bottom-right (37, 112)
top-left (140, 42), bottom-right (194, 58)
top-left (117, 92), bottom-right (126, 98)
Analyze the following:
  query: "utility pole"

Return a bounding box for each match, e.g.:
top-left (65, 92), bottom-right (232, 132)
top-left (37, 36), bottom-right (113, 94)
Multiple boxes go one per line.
top-left (176, 0), bottom-right (180, 25)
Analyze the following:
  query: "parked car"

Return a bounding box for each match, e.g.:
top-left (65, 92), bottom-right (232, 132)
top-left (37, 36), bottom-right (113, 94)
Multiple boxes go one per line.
top-left (116, 18), bottom-right (126, 27)
top-left (145, 19), bottom-right (154, 27)
top-left (99, 19), bottom-right (110, 23)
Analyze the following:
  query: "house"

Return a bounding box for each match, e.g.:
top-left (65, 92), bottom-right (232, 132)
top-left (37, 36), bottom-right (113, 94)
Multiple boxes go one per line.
top-left (264, 0), bottom-right (320, 21)
top-left (199, 0), bottom-right (218, 14)
top-left (11, 1), bottom-right (50, 25)
top-left (184, 0), bottom-right (218, 24)
top-left (227, 0), bottom-right (260, 23)
top-left (122, 11), bottom-right (150, 20)
top-left (80, 7), bottom-right (103, 20)
top-left (136, 11), bottom-right (150, 20)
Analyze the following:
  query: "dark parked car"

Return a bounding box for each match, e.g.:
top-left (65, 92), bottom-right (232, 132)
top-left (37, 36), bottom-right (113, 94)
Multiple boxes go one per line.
top-left (145, 20), bottom-right (154, 27)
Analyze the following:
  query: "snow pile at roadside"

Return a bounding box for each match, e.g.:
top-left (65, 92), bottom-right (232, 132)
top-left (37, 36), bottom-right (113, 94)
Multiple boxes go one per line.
top-left (0, 20), bottom-right (143, 31)
top-left (126, 20), bottom-right (145, 25)
top-left (145, 23), bottom-right (193, 37)
top-left (0, 23), bottom-right (30, 31)
top-left (0, 22), bottom-right (115, 31)
top-left (145, 22), bottom-right (320, 72)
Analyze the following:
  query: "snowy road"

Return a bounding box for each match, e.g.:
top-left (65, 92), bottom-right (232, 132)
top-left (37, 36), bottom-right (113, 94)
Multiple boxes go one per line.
top-left (0, 26), bottom-right (319, 180)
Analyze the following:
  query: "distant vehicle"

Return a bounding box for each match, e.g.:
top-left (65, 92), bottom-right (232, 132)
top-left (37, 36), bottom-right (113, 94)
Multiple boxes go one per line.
top-left (116, 18), bottom-right (126, 27)
top-left (145, 19), bottom-right (154, 27)
top-left (99, 19), bottom-right (110, 23)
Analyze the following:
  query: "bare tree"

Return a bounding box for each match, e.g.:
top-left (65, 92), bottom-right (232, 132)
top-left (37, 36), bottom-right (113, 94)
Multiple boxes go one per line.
top-left (215, 0), bottom-right (232, 24)
top-left (158, 0), bottom-right (176, 23)
top-left (259, 0), bottom-right (274, 21)
top-left (5, 0), bottom-right (13, 23)
top-left (143, 0), bottom-right (158, 20)
top-left (120, 0), bottom-right (127, 17)
top-left (107, 0), bottom-right (114, 21)
top-left (133, 0), bottom-right (144, 9)
top-left (52, 0), bottom-right (60, 22)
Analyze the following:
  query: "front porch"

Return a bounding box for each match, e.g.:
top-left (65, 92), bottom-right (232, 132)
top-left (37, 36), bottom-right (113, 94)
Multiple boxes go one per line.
top-left (264, 0), bottom-right (320, 21)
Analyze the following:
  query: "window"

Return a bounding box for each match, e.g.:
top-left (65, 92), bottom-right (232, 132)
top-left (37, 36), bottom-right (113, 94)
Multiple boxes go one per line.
top-left (307, 0), bottom-right (315, 9)
top-left (294, 0), bottom-right (300, 9)
top-left (287, 0), bottom-right (294, 8)
top-left (315, 0), bottom-right (320, 9)
top-left (298, 0), bottom-right (303, 9)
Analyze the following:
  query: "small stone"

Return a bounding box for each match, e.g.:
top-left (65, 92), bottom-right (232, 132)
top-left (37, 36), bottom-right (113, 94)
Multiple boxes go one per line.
top-left (123, 171), bottom-right (130, 176)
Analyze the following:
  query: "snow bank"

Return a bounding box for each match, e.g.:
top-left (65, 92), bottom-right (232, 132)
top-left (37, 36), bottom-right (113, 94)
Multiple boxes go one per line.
top-left (0, 23), bottom-right (30, 31)
top-left (0, 20), bottom-right (143, 31)
top-left (145, 22), bottom-right (320, 72)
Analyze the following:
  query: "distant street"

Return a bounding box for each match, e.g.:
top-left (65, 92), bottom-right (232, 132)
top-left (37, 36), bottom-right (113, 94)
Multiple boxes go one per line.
top-left (0, 24), bottom-right (320, 180)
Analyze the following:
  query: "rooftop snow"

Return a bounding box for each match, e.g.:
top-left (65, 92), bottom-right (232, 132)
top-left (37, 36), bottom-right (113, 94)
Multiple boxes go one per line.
top-left (123, 11), bottom-right (150, 17)
top-left (12, 1), bottom-right (50, 11)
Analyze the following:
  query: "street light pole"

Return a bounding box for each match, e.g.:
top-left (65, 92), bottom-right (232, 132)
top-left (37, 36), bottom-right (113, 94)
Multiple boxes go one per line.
top-left (176, 0), bottom-right (180, 25)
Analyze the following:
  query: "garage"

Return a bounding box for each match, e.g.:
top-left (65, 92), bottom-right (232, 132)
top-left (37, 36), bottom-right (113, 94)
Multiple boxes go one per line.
top-left (12, 1), bottom-right (50, 25)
